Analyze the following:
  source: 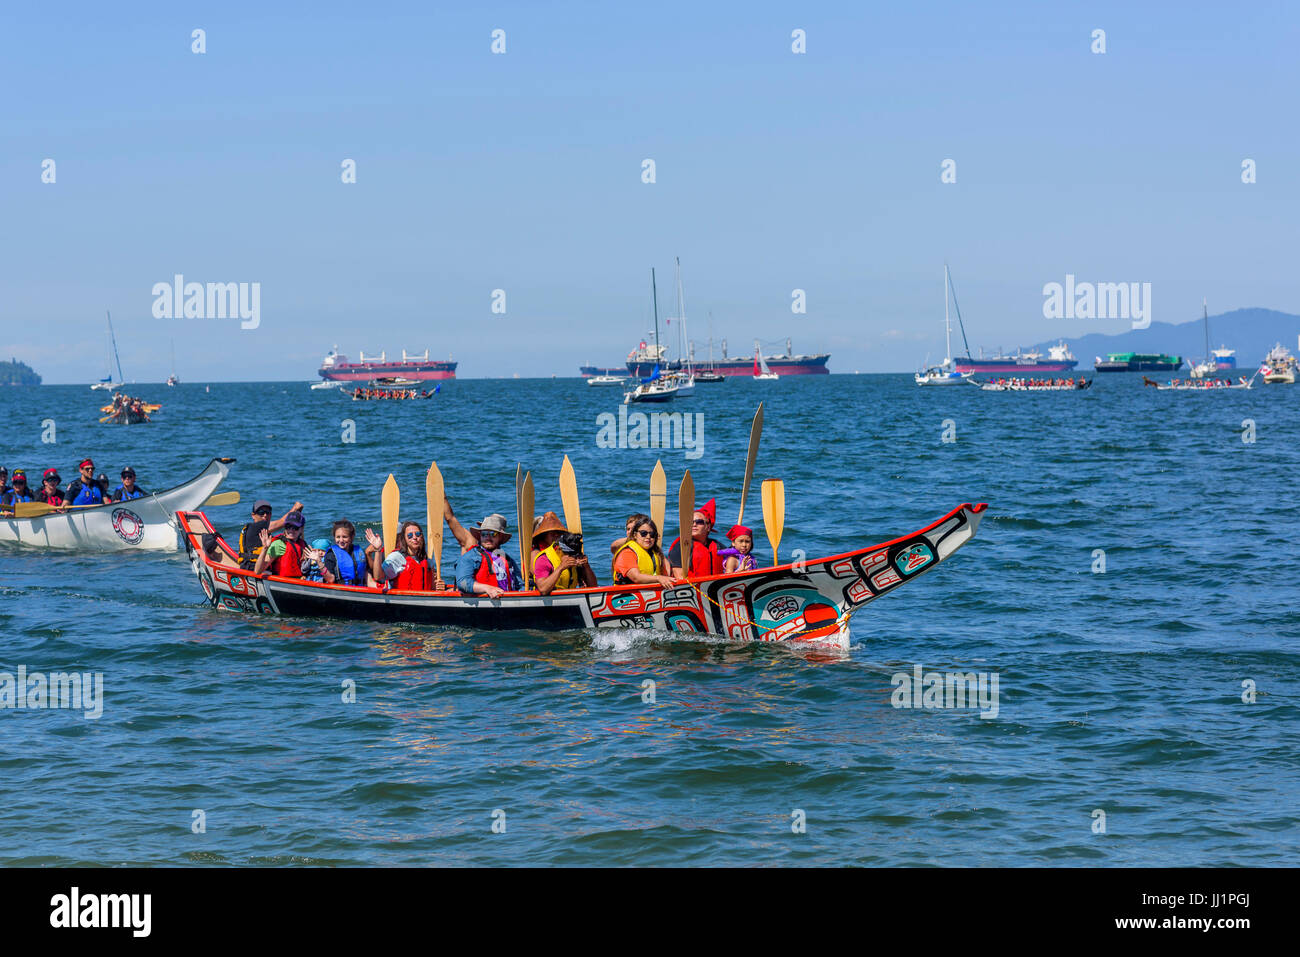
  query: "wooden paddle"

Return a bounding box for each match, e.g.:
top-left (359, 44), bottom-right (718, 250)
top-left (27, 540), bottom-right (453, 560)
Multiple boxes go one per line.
top-left (200, 491), bottom-right (240, 508)
top-left (426, 462), bottom-right (444, 582)
top-left (737, 402), bottom-right (764, 526)
top-left (678, 469), bottom-right (694, 579)
top-left (521, 471), bottom-right (535, 589)
top-left (381, 474), bottom-right (399, 552)
top-left (559, 454), bottom-right (581, 534)
top-left (13, 501), bottom-right (100, 518)
top-left (650, 459), bottom-right (666, 537)
top-left (761, 478), bottom-right (785, 566)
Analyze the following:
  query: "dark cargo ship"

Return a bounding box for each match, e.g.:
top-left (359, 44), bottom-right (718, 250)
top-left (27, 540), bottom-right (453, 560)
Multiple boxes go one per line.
top-left (621, 338), bottom-right (830, 378)
top-left (1094, 352), bottom-right (1184, 372)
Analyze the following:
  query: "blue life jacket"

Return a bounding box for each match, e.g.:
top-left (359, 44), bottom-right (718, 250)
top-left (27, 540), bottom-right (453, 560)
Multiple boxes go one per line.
top-left (330, 544), bottom-right (368, 585)
top-left (71, 482), bottom-right (103, 506)
top-left (114, 485), bottom-right (145, 500)
top-left (2, 487), bottom-right (35, 505)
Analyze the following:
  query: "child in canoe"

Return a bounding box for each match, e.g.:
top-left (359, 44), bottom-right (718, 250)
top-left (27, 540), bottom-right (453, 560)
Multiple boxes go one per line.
top-left (720, 524), bottom-right (758, 573)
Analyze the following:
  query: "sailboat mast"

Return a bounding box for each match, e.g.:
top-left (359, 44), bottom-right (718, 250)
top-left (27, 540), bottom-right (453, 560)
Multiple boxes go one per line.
top-left (675, 256), bottom-right (691, 374)
top-left (947, 266), bottom-right (972, 357)
top-left (107, 311), bottom-right (124, 382)
top-left (651, 268), bottom-right (661, 371)
top-left (1203, 298), bottom-right (1210, 364)
top-left (944, 265), bottom-right (952, 363)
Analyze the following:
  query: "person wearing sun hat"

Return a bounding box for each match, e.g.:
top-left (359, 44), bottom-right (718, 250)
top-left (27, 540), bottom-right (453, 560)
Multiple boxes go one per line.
top-left (454, 513), bottom-right (523, 598)
top-left (531, 510), bottom-right (597, 595)
top-left (666, 496), bottom-right (725, 578)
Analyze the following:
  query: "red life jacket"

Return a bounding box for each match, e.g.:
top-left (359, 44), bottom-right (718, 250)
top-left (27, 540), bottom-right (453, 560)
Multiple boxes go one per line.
top-left (393, 554), bottom-right (433, 590)
top-left (667, 536), bottom-right (724, 577)
top-left (272, 535), bottom-right (305, 578)
top-left (475, 549), bottom-right (513, 589)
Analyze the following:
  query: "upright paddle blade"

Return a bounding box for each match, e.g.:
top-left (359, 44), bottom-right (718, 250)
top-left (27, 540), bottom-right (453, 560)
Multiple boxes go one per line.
top-left (521, 472), bottom-right (535, 589)
top-left (678, 470), bottom-right (694, 579)
top-left (761, 478), bottom-right (785, 566)
top-left (426, 462), bottom-right (444, 581)
top-left (649, 459), bottom-right (666, 537)
top-left (737, 402), bottom-right (764, 526)
top-left (559, 455), bottom-right (582, 534)
top-left (381, 474), bottom-right (399, 552)
top-left (200, 491), bottom-right (241, 508)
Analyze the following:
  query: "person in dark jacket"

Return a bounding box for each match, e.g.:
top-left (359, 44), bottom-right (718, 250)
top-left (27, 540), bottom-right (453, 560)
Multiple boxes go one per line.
top-left (36, 468), bottom-right (66, 507)
top-left (0, 469), bottom-right (36, 513)
top-left (111, 467), bottom-right (149, 501)
top-left (237, 498), bottom-right (305, 570)
top-left (65, 458), bottom-right (109, 507)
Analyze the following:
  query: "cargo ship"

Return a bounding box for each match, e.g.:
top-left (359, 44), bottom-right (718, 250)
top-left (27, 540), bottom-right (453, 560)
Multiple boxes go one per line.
top-left (622, 337), bottom-right (830, 378)
top-left (317, 347), bottom-right (457, 382)
top-left (579, 364), bottom-right (627, 377)
top-left (1094, 352), bottom-right (1184, 372)
top-left (952, 341), bottom-right (1078, 375)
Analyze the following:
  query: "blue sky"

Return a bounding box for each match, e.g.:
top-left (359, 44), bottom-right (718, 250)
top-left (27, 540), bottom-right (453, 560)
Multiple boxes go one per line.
top-left (2, 1), bottom-right (1297, 380)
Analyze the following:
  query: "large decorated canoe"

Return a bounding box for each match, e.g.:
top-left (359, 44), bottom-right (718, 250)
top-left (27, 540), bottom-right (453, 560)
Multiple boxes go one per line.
top-left (178, 501), bottom-right (986, 650)
top-left (0, 458), bottom-right (234, 551)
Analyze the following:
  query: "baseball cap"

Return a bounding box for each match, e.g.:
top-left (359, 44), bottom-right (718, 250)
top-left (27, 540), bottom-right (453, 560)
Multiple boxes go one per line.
top-left (120, 467), bottom-right (136, 478)
top-left (283, 511), bottom-right (305, 529)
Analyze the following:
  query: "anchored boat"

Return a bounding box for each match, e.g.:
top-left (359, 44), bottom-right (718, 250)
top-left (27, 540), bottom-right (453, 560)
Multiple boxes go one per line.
top-left (1, 458), bottom-right (235, 551)
top-left (178, 502), bottom-right (986, 651)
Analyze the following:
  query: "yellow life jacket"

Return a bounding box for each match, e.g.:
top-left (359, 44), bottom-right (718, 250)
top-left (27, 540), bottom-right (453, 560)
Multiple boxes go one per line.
top-left (613, 539), bottom-right (663, 584)
top-left (535, 543), bottom-right (577, 589)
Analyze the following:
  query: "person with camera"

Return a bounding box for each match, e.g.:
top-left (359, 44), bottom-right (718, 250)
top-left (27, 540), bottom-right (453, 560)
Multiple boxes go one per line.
top-left (454, 513), bottom-right (523, 599)
top-left (531, 511), bottom-right (597, 595)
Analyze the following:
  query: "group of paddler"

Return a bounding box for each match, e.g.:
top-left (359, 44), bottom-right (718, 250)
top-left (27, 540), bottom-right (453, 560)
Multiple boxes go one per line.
top-left (218, 404), bottom-right (783, 596)
top-left (0, 458), bottom-right (148, 516)
top-left (99, 392), bottom-right (159, 424)
top-left (350, 387), bottom-right (437, 400)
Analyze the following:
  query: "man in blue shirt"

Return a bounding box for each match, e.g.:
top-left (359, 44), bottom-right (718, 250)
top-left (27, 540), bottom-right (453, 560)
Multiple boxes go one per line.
top-left (454, 513), bottom-right (523, 598)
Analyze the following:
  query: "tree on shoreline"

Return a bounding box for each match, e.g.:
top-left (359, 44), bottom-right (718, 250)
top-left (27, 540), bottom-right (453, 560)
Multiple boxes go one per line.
top-left (1, 359), bottom-right (41, 386)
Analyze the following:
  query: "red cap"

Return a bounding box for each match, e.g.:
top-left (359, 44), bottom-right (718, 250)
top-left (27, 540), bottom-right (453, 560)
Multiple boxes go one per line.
top-left (726, 524), bottom-right (753, 541)
top-left (699, 498), bottom-right (716, 525)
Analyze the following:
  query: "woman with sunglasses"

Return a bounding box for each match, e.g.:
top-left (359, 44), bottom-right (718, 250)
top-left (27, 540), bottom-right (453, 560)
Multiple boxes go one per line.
top-left (372, 520), bottom-right (447, 591)
top-left (612, 518), bottom-right (676, 587)
top-left (454, 514), bottom-right (522, 599)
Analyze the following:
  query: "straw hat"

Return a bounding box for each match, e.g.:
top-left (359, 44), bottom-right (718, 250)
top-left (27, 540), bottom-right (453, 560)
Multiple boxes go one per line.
top-left (531, 511), bottom-right (568, 544)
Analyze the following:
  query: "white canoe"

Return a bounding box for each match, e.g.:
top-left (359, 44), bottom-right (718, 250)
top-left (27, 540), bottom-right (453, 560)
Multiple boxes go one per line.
top-left (0, 457), bottom-right (234, 551)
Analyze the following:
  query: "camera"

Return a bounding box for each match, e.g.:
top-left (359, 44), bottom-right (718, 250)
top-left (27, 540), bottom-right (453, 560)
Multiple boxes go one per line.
top-left (555, 532), bottom-right (585, 557)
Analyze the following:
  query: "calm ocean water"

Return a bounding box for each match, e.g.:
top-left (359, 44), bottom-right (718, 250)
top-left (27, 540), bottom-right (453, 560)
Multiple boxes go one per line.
top-left (1, 375), bottom-right (1296, 866)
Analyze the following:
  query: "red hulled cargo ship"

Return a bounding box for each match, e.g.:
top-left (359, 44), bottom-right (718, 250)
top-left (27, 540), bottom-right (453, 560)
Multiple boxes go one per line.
top-left (317, 348), bottom-right (457, 382)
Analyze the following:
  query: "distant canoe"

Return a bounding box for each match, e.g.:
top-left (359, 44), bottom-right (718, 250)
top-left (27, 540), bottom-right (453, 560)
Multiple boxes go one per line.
top-left (0, 458), bottom-right (234, 551)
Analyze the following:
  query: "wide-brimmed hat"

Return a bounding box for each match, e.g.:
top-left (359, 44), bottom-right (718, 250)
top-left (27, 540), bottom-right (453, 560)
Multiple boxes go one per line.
top-left (531, 511), bottom-right (567, 544)
top-left (470, 513), bottom-right (511, 544)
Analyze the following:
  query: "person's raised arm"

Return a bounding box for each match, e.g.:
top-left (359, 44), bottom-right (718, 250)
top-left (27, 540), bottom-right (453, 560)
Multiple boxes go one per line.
top-left (252, 528), bottom-right (273, 576)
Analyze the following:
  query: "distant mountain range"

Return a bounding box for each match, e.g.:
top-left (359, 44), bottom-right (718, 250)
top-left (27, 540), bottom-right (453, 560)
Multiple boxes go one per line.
top-left (1026, 308), bottom-right (1300, 365)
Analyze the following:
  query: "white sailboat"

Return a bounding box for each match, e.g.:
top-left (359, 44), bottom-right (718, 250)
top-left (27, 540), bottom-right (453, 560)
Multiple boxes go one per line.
top-left (753, 345), bottom-right (779, 380)
top-left (166, 339), bottom-right (180, 386)
top-left (915, 265), bottom-right (974, 386)
top-left (90, 311), bottom-right (125, 390)
top-left (1189, 299), bottom-right (1217, 379)
top-left (663, 257), bottom-right (695, 396)
top-left (624, 268), bottom-right (680, 404)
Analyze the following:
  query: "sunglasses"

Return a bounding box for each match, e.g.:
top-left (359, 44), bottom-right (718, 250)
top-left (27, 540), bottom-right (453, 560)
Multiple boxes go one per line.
top-left (692, 519), bottom-right (709, 526)
top-left (255, 509), bottom-right (272, 516)
top-left (479, 530), bottom-right (500, 539)
top-left (405, 531), bottom-right (423, 539)
top-left (635, 529), bottom-right (657, 538)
